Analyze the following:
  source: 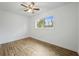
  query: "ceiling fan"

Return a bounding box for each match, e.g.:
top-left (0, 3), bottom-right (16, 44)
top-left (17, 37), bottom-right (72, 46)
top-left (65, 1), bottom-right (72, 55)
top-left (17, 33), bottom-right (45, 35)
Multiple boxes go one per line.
top-left (21, 2), bottom-right (40, 13)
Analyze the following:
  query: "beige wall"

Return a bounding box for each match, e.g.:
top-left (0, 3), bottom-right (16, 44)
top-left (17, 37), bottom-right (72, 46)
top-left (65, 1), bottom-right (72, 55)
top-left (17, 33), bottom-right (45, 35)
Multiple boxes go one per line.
top-left (0, 10), bottom-right (29, 44)
top-left (29, 3), bottom-right (78, 52)
top-left (78, 3), bottom-right (79, 54)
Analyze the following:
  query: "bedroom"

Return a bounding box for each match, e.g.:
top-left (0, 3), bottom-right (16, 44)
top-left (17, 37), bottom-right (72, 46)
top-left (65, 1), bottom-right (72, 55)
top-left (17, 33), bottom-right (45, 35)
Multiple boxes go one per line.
top-left (0, 2), bottom-right (79, 56)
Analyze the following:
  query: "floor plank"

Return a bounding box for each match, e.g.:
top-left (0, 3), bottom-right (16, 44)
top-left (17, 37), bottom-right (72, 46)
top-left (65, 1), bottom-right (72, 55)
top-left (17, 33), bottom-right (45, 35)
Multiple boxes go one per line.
top-left (0, 37), bottom-right (78, 56)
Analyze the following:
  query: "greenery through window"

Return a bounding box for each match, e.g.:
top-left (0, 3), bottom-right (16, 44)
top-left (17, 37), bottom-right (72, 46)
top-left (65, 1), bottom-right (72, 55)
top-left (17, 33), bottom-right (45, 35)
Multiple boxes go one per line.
top-left (37, 16), bottom-right (54, 28)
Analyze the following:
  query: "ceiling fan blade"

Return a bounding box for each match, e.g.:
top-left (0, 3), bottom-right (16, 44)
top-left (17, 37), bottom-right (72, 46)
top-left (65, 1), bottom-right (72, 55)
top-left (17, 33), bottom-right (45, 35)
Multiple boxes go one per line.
top-left (33, 8), bottom-right (40, 10)
top-left (31, 2), bottom-right (35, 5)
top-left (24, 9), bottom-right (28, 11)
top-left (21, 4), bottom-right (27, 8)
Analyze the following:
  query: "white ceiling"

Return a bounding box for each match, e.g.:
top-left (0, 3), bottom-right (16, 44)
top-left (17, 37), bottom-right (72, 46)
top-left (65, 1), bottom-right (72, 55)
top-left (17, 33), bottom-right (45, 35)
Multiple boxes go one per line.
top-left (0, 2), bottom-right (70, 16)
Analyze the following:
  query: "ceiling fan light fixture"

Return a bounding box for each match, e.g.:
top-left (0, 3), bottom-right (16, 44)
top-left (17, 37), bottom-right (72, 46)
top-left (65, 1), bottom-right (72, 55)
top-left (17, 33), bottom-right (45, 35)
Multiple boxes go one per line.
top-left (21, 2), bottom-right (40, 14)
top-left (27, 9), bottom-right (32, 12)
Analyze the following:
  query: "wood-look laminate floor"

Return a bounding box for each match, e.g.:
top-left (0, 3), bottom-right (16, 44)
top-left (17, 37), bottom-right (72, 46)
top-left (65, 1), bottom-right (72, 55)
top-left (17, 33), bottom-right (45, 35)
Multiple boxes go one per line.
top-left (0, 37), bottom-right (78, 56)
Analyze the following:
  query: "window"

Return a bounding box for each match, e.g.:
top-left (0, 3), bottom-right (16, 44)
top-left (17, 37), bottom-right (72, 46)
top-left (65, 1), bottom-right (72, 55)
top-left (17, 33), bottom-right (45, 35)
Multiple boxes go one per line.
top-left (35, 16), bottom-right (54, 29)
